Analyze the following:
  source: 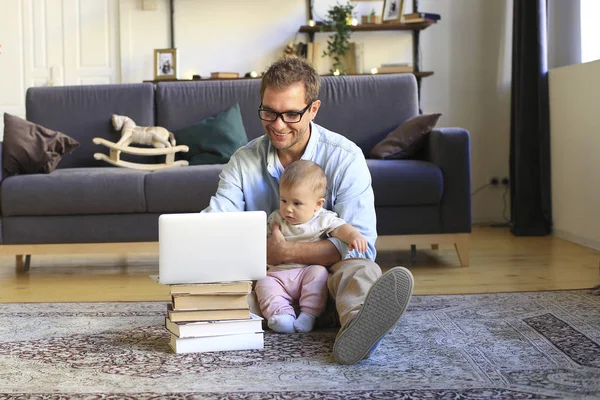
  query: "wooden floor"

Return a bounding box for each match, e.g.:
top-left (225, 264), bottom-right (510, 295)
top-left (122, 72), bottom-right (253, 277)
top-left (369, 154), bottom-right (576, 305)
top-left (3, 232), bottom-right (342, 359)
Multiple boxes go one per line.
top-left (0, 226), bottom-right (598, 303)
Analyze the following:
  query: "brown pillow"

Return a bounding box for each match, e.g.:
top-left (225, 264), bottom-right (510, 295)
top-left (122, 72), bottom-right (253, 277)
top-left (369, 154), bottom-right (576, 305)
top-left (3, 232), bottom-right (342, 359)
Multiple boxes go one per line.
top-left (370, 113), bottom-right (442, 159)
top-left (2, 113), bottom-right (80, 177)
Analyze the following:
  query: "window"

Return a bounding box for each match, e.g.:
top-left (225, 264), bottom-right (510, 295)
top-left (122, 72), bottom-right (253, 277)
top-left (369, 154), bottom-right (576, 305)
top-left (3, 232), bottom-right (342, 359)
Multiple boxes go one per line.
top-left (581, 0), bottom-right (600, 63)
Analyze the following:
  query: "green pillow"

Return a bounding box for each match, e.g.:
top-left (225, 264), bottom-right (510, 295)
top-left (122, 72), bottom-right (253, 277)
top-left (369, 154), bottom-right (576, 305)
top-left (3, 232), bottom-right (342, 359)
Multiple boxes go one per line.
top-left (173, 103), bottom-right (248, 165)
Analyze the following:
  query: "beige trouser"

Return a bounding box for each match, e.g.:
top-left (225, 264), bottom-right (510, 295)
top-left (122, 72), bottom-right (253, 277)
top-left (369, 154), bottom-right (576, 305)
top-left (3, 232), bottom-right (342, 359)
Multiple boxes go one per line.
top-left (327, 258), bottom-right (382, 328)
top-left (249, 258), bottom-right (382, 330)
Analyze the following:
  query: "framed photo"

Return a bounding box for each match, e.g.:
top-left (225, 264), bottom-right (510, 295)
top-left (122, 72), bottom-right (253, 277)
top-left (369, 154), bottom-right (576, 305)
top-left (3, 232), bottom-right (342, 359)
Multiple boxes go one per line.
top-left (154, 48), bottom-right (177, 80)
top-left (382, 0), bottom-right (405, 23)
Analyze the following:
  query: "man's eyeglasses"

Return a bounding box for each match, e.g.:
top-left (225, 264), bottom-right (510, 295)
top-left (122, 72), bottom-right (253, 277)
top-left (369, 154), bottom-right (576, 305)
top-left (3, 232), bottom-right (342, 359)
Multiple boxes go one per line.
top-left (258, 102), bottom-right (313, 124)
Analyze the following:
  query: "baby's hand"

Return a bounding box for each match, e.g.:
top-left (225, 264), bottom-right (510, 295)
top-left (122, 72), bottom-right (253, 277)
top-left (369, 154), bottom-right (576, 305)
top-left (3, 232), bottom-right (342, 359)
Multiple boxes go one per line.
top-left (348, 235), bottom-right (368, 253)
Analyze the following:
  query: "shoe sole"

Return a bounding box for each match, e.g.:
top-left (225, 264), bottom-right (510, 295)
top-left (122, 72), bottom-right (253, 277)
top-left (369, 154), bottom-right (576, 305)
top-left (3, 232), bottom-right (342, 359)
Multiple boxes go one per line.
top-left (333, 266), bottom-right (414, 365)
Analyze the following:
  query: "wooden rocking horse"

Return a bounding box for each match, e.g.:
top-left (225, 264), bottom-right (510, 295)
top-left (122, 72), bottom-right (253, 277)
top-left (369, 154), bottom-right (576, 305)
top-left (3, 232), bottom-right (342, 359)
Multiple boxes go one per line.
top-left (93, 114), bottom-right (189, 171)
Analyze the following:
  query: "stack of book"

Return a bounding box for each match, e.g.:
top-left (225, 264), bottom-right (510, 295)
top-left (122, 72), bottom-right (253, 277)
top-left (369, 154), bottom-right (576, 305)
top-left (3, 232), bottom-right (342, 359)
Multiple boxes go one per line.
top-left (165, 280), bottom-right (264, 354)
top-left (210, 72), bottom-right (239, 79)
top-left (403, 12), bottom-right (441, 24)
top-left (377, 63), bottom-right (413, 74)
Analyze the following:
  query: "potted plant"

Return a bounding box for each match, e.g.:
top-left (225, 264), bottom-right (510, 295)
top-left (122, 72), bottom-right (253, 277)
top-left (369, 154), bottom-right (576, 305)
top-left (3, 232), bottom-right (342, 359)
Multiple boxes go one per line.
top-left (322, 2), bottom-right (355, 75)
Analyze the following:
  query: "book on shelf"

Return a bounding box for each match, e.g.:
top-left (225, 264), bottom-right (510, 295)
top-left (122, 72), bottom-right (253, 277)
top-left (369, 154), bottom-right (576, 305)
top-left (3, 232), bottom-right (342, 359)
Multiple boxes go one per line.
top-left (167, 304), bottom-right (251, 322)
top-left (380, 62), bottom-right (411, 67)
top-left (378, 65), bottom-right (413, 73)
top-left (171, 293), bottom-right (249, 311)
top-left (169, 281), bottom-right (252, 296)
top-left (404, 12), bottom-right (441, 21)
top-left (169, 331), bottom-right (264, 354)
top-left (306, 42), bottom-right (322, 71)
top-left (166, 313), bottom-right (263, 338)
top-left (210, 72), bottom-right (239, 79)
top-left (340, 42), bottom-right (358, 75)
top-left (403, 17), bottom-right (438, 24)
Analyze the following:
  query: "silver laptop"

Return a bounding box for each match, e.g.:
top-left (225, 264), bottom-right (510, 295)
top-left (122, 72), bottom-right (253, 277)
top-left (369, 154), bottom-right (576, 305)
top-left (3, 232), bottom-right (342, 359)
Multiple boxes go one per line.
top-left (158, 211), bottom-right (267, 284)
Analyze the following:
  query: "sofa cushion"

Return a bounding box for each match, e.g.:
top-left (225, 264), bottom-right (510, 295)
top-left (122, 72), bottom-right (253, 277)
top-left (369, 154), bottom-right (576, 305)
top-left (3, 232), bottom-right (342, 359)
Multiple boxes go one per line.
top-left (370, 113), bottom-right (442, 159)
top-left (145, 165), bottom-right (224, 213)
top-left (26, 83), bottom-right (156, 168)
top-left (368, 159), bottom-right (443, 206)
top-left (155, 74), bottom-right (419, 152)
top-left (2, 214), bottom-right (161, 244)
top-left (318, 74), bottom-right (419, 154)
top-left (173, 103), bottom-right (248, 165)
top-left (156, 80), bottom-right (264, 141)
top-left (1, 168), bottom-right (148, 217)
top-left (2, 113), bottom-right (79, 177)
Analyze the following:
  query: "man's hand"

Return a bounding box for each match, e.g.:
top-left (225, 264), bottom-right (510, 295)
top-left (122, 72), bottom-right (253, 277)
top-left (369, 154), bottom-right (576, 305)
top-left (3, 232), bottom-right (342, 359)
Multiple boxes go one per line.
top-left (268, 223), bottom-right (343, 266)
top-left (267, 223), bottom-right (291, 265)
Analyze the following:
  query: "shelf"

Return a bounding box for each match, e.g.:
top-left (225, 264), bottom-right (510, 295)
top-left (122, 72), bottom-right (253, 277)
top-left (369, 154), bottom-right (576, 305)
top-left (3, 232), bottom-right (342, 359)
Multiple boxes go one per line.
top-left (143, 77), bottom-right (259, 84)
top-left (143, 72), bottom-right (434, 84)
top-left (414, 71), bottom-right (433, 77)
top-left (320, 71), bottom-right (434, 78)
top-left (299, 21), bottom-right (436, 33)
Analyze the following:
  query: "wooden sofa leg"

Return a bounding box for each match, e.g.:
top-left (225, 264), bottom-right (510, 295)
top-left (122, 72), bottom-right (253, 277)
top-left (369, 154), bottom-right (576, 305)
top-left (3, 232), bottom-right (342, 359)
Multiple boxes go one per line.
top-left (15, 255), bottom-right (32, 272)
top-left (454, 235), bottom-right (470, 267)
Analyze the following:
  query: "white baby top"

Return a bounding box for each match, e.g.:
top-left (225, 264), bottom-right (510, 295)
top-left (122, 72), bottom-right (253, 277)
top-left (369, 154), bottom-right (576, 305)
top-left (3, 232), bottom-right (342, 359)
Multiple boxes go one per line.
top-left (267, 208), bottom-right (346, 270)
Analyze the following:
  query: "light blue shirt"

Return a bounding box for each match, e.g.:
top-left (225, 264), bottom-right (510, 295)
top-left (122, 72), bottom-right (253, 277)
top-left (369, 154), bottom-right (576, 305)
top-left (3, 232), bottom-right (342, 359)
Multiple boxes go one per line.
top-left (203, 122), bottom-right (377, 261)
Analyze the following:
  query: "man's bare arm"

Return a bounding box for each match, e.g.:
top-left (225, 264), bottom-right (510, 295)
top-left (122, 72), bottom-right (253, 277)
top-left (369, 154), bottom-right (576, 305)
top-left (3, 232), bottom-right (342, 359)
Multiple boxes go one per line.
top-left (267, 223), bottom-right (341, 266)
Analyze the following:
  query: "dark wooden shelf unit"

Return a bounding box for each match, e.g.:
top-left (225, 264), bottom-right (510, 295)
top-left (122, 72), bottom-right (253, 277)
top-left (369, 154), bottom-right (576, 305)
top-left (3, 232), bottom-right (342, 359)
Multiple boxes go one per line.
top-left (320, 71), bottom-right (434, 78)
top-left (413, 71), bottom-right (434, 78)
top-left (301, 0), bottom-right (436, 108)
top-left (299, 21), bottom-right (435, 33)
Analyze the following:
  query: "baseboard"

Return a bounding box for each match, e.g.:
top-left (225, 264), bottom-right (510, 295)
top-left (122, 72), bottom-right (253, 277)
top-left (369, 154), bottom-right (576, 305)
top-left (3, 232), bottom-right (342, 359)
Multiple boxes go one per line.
top-left (553, 229), bottom-right (600, 251)
top-left (472, 219), bottom-right (511, 226)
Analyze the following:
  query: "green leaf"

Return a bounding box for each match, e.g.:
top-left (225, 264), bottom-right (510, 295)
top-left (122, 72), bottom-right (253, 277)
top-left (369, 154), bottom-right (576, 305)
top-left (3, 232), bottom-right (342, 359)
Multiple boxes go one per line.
top-left (322, 1), bottom-right (355, 75)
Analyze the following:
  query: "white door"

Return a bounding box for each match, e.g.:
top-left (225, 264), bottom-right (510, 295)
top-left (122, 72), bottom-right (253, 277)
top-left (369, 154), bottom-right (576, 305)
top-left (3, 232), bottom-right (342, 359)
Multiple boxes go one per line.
top-left (0, 0), bottom-right (120, 136)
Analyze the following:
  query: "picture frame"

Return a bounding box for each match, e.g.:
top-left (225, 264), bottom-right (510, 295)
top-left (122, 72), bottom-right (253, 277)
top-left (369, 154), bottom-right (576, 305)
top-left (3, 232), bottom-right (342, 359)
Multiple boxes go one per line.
top-left (154, 48), bottom-right (177, 80)
top-left (382, 0), bottom-right (405, 23)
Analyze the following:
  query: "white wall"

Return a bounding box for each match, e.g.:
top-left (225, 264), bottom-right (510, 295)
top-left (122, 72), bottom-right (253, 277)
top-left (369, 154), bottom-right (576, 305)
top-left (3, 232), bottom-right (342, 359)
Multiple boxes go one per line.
top-left (119, 0), bottom-right (513, 224)
top-left (0, 0), bottom-right (120, 135)
top-left (1, 0), bottom-right (513, 224)
top-left (580, 0), bottom-right (600, 63)
top-left (549, 60), bottom-right (600, 250)
top-left (0, 0), bottom-right (27, 126)
top-left (421, 0), bottom-right (513, 224)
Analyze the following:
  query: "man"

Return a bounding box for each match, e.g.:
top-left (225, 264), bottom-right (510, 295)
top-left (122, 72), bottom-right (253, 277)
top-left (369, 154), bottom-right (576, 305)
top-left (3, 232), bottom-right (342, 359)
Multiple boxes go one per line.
top-left (203, 56), bottom-right (414, 365)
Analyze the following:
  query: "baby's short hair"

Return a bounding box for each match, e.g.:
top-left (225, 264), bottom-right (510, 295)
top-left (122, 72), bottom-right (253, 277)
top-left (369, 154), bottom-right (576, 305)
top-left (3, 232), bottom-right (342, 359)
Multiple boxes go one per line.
top-left (281, 160), bottom-right (327, 198)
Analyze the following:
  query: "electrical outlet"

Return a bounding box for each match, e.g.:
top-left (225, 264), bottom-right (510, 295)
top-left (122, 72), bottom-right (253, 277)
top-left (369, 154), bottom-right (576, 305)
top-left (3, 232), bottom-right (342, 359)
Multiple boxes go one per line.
top-left (489, 177), bottom-right (499, 186)
top-left (501, 177), bottom-right (510, 186)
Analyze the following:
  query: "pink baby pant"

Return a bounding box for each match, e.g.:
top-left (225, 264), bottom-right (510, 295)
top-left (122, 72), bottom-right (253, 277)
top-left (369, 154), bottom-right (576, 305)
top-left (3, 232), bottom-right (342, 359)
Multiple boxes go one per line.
top-left (255, 265), bottom-right (329, 319)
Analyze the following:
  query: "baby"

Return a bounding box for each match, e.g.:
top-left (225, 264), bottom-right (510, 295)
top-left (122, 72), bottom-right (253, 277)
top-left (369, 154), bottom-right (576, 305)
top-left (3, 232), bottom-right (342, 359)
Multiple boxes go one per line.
top-left (255, 160), bottom-right (368, 333)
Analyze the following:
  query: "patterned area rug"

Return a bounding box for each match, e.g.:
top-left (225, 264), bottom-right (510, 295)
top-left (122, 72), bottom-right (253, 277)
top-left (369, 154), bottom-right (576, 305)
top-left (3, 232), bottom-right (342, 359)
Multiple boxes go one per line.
top-left (0, 291), bottom-right (599, 400)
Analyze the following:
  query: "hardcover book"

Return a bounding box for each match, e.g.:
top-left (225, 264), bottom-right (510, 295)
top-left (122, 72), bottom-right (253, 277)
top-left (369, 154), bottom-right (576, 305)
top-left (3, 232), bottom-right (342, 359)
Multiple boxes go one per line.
top-left (210, 72), bottom-right (239, 79)
top-left (169, 281), bottom-right (252, 296)
top-left (171, 294), bottom-right (249, 311)
top-left (166, 313), bottom-right (263, 338)
top-left (169, 331), bottom-right (264, 354)
top-left (404, 12), bottom-right (441, 20)
top-left (167, 304), bottom-right (251, 323)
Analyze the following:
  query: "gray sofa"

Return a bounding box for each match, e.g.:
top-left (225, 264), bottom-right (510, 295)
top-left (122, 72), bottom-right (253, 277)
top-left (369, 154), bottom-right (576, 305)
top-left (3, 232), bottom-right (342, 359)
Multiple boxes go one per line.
top-left (0, 74), bottom-right (471, 266)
